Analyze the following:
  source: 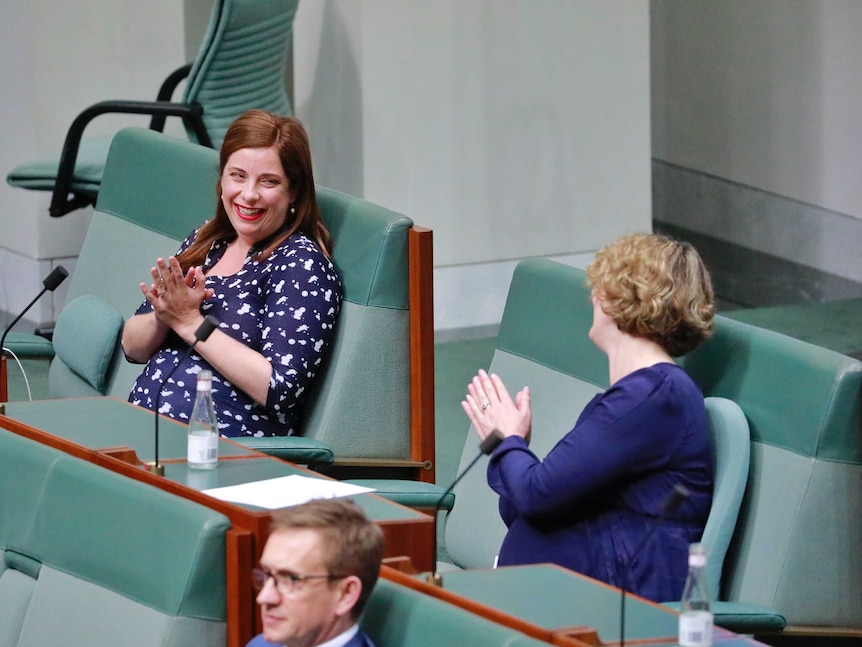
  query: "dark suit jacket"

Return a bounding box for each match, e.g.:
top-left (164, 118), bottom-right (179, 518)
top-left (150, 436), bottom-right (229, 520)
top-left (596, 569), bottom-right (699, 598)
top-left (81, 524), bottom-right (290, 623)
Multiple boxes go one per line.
top-left (245, 626), bottom-right (375, 647)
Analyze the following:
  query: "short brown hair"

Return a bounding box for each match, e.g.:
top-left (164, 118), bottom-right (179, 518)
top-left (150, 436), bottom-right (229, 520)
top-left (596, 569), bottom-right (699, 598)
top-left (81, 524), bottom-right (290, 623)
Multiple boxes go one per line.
top-left (269, 498), bottom-right (384, 618)
top-left (586, 232), bottom-right (714, 356)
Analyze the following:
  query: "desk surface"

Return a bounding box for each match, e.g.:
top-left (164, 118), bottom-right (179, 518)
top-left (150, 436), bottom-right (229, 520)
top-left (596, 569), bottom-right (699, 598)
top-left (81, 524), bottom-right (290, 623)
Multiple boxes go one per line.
top-left (442, 565), bottom-right (675, 643)
top-left (4, 396), bottom-right (257, 461)
top-left (2, 397), bottom-right (428, 525)
top-left (438, 564), bottom-right (676, 646)
top-left (419, 565), bottom-right (771, 647)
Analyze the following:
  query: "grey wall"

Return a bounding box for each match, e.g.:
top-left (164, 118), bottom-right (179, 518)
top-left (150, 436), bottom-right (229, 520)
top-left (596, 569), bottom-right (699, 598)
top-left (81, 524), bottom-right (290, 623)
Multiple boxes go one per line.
top-left (0, 0), bottom-right (652, 333)
top-left (0, 0), bottom-right (185, 327)
top-left (652, 0), bottom-right (862, 283)
top-left (292, 1), bottom-right (651, 330)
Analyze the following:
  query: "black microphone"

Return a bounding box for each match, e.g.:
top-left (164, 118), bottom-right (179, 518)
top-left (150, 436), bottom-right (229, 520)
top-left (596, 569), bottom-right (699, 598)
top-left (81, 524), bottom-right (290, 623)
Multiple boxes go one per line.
top-left (618, 484), bottom-right (690, 647)
top-left (425, 428), bottom-right (505, 586)
top-left (148, 315), bottom-right (220, 475)
top-left (0, 266), bottom-right (69, 403)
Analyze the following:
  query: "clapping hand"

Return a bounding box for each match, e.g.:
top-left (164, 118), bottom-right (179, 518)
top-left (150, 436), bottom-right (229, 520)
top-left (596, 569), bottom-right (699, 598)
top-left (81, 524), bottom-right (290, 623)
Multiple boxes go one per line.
top-left (461, 369), bottom-right (531, 444)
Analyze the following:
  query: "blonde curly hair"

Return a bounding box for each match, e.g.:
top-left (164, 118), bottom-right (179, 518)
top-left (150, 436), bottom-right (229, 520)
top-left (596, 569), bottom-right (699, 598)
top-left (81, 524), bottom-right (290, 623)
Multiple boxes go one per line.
top-left (585, 233), bottom-right (715, 357)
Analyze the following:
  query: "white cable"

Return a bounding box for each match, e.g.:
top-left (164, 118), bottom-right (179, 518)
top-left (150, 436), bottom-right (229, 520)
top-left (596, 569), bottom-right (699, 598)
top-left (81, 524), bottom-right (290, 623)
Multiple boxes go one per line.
top-left (1, 346), bottom-right (34, 401)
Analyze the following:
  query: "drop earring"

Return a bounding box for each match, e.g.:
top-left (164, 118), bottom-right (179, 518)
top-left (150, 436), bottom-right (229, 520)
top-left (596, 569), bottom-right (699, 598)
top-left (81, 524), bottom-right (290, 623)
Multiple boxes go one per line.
top-left (290, 204), bottom-right (296, 215)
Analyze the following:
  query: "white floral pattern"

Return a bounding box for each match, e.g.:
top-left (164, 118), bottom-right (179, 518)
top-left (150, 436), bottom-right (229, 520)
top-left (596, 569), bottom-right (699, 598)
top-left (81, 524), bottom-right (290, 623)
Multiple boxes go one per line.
top-left (129, 229), bottom-right (342, 437)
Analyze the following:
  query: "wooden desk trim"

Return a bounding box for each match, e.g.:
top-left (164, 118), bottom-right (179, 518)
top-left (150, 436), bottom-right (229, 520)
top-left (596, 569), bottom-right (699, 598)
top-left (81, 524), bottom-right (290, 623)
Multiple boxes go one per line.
top-left (226, 529), bottom-right (255, 647)
top-left (409, 226), bottom-right (436, 484)
top-left (1, 354), bottom-right (9, 403)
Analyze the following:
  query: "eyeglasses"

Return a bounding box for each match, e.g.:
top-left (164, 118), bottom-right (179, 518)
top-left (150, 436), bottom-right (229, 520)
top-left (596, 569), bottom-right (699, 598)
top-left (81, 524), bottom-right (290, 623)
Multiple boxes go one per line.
top-left (252, 567), bottom-right (348, 596)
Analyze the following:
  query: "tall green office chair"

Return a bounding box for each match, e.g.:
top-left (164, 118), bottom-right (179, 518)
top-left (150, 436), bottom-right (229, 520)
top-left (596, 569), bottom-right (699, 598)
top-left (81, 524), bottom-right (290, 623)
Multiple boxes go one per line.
top-left (6, 0), bottom-right (298, 217)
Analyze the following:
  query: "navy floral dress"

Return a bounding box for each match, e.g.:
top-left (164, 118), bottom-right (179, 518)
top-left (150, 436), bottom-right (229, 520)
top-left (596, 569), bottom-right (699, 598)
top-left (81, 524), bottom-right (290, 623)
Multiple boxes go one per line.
top-left (128, 229), bottom-right (342, 437)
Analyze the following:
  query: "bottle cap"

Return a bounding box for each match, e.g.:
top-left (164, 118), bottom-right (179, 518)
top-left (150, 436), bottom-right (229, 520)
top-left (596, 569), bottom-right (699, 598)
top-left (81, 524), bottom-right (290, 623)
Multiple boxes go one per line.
top-left (688, 542), bottom-right (707, 567)
top-left (197, 369), bottom-right (213, 390)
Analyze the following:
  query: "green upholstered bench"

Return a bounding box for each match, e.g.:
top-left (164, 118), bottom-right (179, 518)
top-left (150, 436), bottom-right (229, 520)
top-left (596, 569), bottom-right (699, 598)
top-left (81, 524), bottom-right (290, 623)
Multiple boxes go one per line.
top-left (0, 427), bottom-right (230, 646)
top-left (361, 576), bottom-right (549, 647)
top-left (4, 126), bottom-right (436, 486)
top-left (1, 334), bottom-right (54, 403)
top-left (442, 258), bottom-right (860, 636)
top-left (0, 333), bottom-right (53, 359)
top-left (680, 311), bottom-right (862, 634)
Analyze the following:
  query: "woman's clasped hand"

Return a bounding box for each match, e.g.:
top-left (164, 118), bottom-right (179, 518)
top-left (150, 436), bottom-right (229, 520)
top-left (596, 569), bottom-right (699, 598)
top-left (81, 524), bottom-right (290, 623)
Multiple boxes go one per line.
top-left (462, 369), bottom-right (531, 444)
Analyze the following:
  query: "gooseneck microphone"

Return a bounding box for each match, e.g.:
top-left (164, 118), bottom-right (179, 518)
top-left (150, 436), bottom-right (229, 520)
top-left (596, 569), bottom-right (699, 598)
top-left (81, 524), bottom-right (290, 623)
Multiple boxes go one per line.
top-left (148, 315), bottom-right (220, 475)
top-left (425, 428), bottom-right (505, 586)
top-left (619, 483), bottom-right (690, 647)
top-left (0, 266), bottom-right (69, 403)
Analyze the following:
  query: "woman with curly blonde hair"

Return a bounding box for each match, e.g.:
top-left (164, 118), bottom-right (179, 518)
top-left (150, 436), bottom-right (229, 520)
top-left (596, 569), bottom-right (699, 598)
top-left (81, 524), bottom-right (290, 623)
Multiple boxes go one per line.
top-left (463, 233), bottom-right (715, 602)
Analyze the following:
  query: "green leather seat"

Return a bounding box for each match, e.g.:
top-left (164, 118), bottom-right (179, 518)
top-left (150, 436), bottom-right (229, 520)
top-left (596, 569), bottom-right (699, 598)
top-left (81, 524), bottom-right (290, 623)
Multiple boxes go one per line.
top-left (0, 428), bottom-right (230, 646)
top-left (680, 314), bottom-right (862, 632)
top-left (6, 0), bottom-right (298, 217)
top-left (361, 576), bottom-right (550, 647)
top-left (0, 333), bottom-right (54, 359)
top-left (698, 398), bottom-right (752, 603)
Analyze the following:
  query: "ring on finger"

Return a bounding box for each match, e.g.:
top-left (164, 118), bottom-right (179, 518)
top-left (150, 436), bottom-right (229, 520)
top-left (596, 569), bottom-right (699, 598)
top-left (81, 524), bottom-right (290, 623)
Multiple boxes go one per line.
top-left (481, 402), bottom-right (491, 410)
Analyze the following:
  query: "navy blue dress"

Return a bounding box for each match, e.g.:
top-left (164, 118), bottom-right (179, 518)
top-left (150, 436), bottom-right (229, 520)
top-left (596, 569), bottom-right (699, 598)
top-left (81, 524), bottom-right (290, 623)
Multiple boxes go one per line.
top-left (128, 229), bottom-right (342, 437)
top-left (489, 363), bottom-right (713, 602)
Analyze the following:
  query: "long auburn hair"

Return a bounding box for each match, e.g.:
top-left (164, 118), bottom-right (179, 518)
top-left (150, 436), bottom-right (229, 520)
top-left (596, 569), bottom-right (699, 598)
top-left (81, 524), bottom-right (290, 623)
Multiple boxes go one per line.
top-left (176, 110), bottom-right (332, 271)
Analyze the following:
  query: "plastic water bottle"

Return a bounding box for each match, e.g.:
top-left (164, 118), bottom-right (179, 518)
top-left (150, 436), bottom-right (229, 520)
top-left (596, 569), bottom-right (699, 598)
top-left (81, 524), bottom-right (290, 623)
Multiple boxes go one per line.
top-left (679, 542), bottom-right (713, 647)
top-left (187, 370), bottom-right (219, 470)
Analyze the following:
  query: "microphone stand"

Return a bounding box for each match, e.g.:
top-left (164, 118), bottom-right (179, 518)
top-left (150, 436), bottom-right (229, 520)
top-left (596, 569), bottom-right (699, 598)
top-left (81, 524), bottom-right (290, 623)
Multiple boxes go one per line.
top-left (425, 428), bottom-right (504, 586)
top-left (619, 484), bottom-right (690, 647)
top-left (147, 315), bottom-right (219, 476)
top-left (0, 266), bottom-right (69, 408)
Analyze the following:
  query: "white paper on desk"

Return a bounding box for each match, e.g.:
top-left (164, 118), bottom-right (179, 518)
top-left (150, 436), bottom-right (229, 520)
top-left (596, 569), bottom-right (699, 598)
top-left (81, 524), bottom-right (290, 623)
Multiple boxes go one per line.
top-left (203, 475), bottom-right (375, 509)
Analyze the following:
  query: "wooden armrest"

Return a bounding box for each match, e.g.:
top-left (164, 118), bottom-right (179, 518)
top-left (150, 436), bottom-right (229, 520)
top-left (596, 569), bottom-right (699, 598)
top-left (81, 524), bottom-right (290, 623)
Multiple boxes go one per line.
top-left (332, 457), bottom-right (434, 471)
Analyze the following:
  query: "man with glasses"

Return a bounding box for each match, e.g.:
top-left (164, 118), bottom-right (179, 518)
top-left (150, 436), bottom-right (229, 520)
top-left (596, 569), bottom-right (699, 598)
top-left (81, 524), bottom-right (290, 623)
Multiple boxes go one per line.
top-left (247, 498), bottom-right (384, 647)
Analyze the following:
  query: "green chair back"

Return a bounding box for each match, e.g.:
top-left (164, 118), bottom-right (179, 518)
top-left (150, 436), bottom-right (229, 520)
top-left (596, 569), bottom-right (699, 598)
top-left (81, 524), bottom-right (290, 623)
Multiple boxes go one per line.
top-left (0, 429), bottom-right (230, 646)
top-left (298, 186), bottom-right (413, 458)
top-left (680, 314), bottom-right (862, 628)
top-left (183, 0), bottom-right (298, 148)
top-left (362, 577), bottom-right (550, 647)
top-left (6, 0), bottom-right (298, 209)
